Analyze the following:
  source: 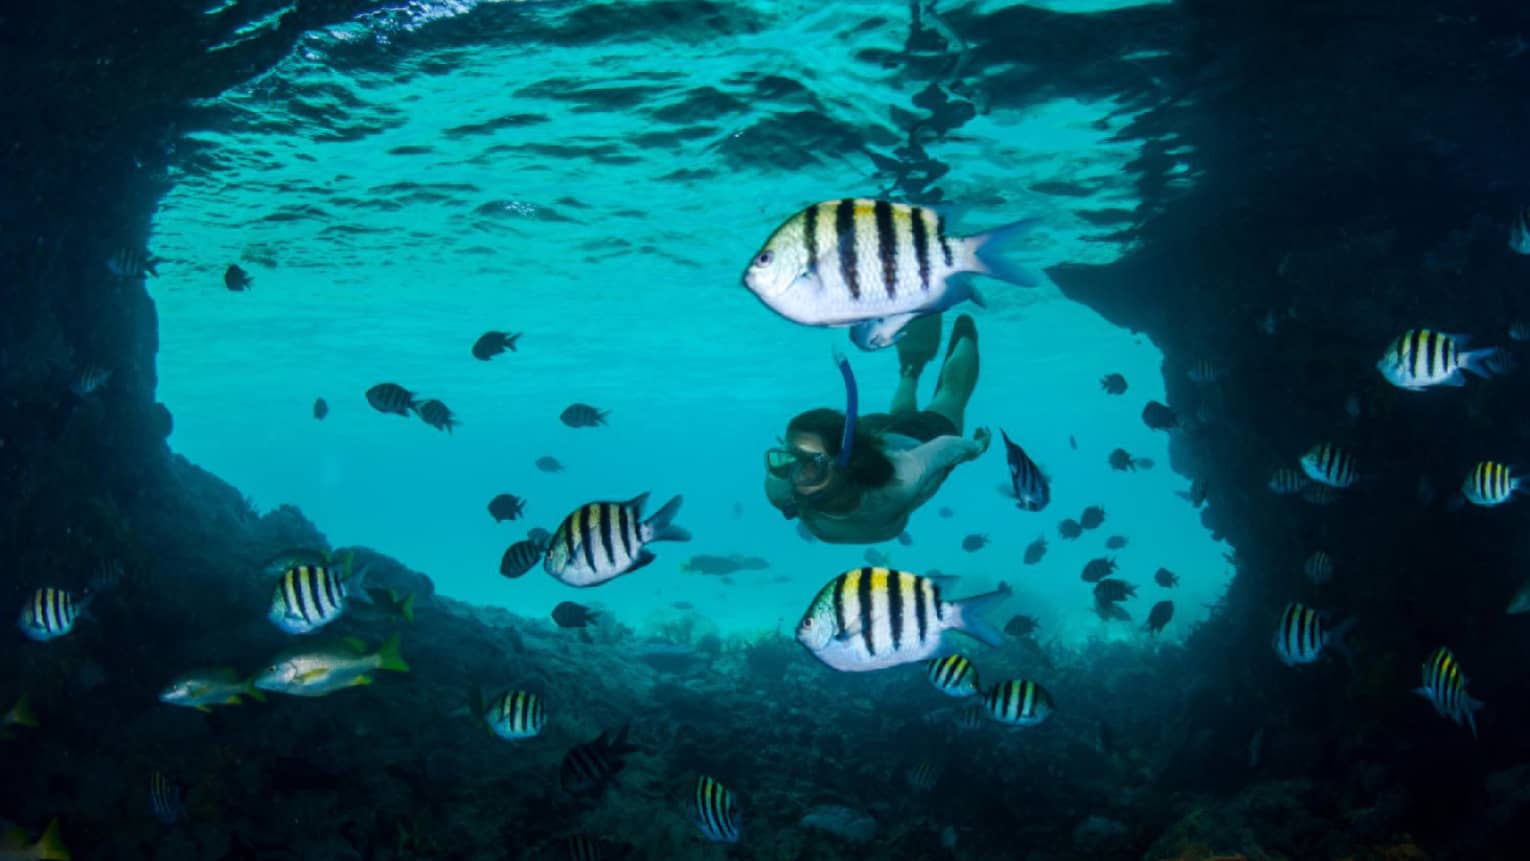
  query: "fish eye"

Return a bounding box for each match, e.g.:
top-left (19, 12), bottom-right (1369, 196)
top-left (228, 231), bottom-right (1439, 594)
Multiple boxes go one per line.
top-left (800, 617), bottom-right (812, 628)
top-left (754, 250), bottom-right (773, 267)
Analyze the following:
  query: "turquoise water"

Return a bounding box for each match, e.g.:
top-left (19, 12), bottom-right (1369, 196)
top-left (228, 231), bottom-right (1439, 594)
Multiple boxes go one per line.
top-left (149, 0), bottom-right (1222, 641)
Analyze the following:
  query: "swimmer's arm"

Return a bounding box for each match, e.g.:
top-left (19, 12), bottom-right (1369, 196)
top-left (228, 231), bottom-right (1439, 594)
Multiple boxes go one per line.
top-left (903, 430), bottom-right (991, 502)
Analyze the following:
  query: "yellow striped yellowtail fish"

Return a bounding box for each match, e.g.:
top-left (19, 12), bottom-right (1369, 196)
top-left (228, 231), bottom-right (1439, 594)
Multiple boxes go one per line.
top-left (983, 679), bottom-right (1054, 728)
top-left (1299, 442), bottom-right (1359, 489)
top-left (158, 669), bottom-right (266, 711)
top-left (1376, 329), bottom-right (1502, 390)
top-left (1413, 647), bottom-right (1483, 738)
top-left (268, 554), bottom-right (366, 635)
top-left (474, 689), bottom-right (546, 741)
top-left (796, 568), bottom-right (1010, 672)
top-left (0, 818), bottom-right (68, 861)
top-left (926, 654), bottom-right (980, 698)
top-left (743, 199), bottom-right (1044, 350)
top-left (1, 696), bottom-right (38, 740)
top-left (688, 775), bottom-right (741, 844)
top-left (1272, 603), bottom-right (1353, 667)
top-left (544, 493), bottom-right (689, 587)
top-left (1462, 460), bottom-right (1524, 507)
top-left (253, 634), bottom-right (408, 698)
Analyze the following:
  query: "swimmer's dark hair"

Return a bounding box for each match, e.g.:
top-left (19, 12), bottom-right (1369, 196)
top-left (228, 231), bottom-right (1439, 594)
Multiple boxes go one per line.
top-left (787, 408), bottom-right (895, 489)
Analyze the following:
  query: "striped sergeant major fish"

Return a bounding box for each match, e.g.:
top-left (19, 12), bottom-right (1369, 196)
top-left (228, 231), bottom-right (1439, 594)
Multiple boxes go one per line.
top-left (1414, 647), bottom-right (1484, 738)
top-left (474, 688), bottom-right (546, 741)
top-left (905, 758), bottom-right (940, 791)
top-left (983, 679), bottom-right (1054, 728)
top-left (17, 587), bottom-right (88, 642)
top-left (998, 429), bottom-right (1049, 512)
top-left (1272, 603), bottom-right (1353, 667)
top-left (149, 771), bottom-right (185, 826)
top-left (544, 493), bottom-right (690, 587)
top-left (560, 724), bottom-right (638, 795)
top-left (1304, 551), bottom-right (1334, 585)
top-left (1376, 329), bottom-right (1502, 390)
top-left (1267, 467), bottom-right (1309, 495)
top-left (688, 775), bottom-right (741, 844)
top-left (743, 199), bottom-right (1044, 351)
top-left (1299, 443), bottom-right (1358, 489)
top-left (107, 246), bottom-right (159, 279)
top-left (563, 835), bottom-right (622, 861)
top-left (1511, 206), bottom-right (1530, 254)
top-left (500, 538), bottom-right (546, 579)
top-left (796, 567), bottom-right (1010, 672)
top-left (926, 654), bottom-right (980, 698)
top-left (365, 382), bottom-right (418, 417)
top-left (268, 554), bottom-right (367, 635)
top-left (1462, 460), bottom-right (1524, 507)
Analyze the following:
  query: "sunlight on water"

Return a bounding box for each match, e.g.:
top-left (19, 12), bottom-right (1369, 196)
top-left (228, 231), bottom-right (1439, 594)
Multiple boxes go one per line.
top-left (151, 0), bottom-right (1221, 642)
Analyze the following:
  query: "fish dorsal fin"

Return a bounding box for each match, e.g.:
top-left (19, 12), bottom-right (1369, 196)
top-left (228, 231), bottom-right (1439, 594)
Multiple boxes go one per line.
top-left (624, 492), bottom-right (651, 516)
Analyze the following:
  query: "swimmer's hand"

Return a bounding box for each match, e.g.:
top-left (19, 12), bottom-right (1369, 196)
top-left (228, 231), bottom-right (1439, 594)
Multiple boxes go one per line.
top-left (971, 427), bottom-right (992, 459)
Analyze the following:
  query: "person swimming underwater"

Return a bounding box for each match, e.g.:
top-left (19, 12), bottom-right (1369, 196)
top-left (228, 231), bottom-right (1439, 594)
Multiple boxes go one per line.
top-left (764, 314), bottom-right (990, 544)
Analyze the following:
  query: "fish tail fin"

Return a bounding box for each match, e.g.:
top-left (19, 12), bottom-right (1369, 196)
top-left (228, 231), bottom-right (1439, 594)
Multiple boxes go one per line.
top-left (644, 495), bottom-right (690, 543)
top-left (951, 582), bottom-right (1013, 648)
top-left (375, 634), bottom-right (409, 673)
top-left (397, 591), bottom-right (416, 623)
top-left (1327, 617), bottom-right (1357, 664)
top-left (1466, 695), bottom-right (1485, 739)
top-left (967, 217), bottom-right (1046, 287)
top-left (9, 695), bottom-right (38, 728)
top-left (506, 333), bottom-right (521, 351)
top-left (34, 818), bottom-right (69, 861)
top-left (1461, 347), bottom-right (1507, 379)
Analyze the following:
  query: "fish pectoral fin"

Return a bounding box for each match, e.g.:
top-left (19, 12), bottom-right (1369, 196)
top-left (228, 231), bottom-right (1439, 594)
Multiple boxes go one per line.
top-left (625, 550), bottom-right (657, 575)
top-left (349, 675), bottom-right (374, 687)
top-left (850, 314), bottom-right (919, 351)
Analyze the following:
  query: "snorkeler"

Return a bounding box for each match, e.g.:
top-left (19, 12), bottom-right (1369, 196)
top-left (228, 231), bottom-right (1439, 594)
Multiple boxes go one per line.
top-left (764, 314), bottom-right (990, 544)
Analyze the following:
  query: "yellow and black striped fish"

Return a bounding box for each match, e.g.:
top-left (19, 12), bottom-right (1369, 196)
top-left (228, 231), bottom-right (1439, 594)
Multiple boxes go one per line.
top-left (17, 587), bottom-right (84, 642)
top-left (479, 689), bottom-right (545, 741)
top-left (268, 557), bottom-right (361, 635)
top-left (743, 199), bottom-right (1042, 349)
top-left (1299, 442), bottom-right (1358, 489)
top-left (1376, 329), bottom-right (1501, 390)
top-left (543, 493), bottom-right (689, 587)
top-left (688, 775), bottom-right (741, 844)
top-left (1413, 647), bottom-right (1483, 738)
top-left (926, 654), bottom-right (980, 698)
top-left (796, 568), bottom-right (1009, 672)
top-left (1462, 460), bottom-right (1523, 507)
top-left (1272, 602), bottom-right (1352, 666)
top-left (983, 679), bottom-right (1054, 728)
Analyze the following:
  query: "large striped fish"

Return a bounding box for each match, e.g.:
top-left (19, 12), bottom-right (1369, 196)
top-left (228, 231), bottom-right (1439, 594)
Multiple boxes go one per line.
top-left (1272, 602), bottom-right (1353, 667)
top-left (983, 679), bottom-right (1054, 728)
top-left (268, 555), bottom-right (366, 635)
top-left (1413, 647), bottom-right (1483, 738)
top-left (475, 689), bottom-right (546, 741)
top-left (544, 493), bottom-right (689, 587)
top-left (1376, 329), bottom-right (1501, 390)
top-left (17, 587), bottom-right (87, 642)
top-left (743, 199), bottom-right (1043, 350)
top-left (796, 567), bottom-right (1010, 672)
top-left (688, 775), bottom-right (741, 844)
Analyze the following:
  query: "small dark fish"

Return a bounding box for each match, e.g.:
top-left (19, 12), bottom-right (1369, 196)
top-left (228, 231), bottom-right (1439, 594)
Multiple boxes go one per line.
top-left (552, 601), bottom-right (599, 628)
top-left (561, 403), bottom-right (609, 428)
top-left (1092, 598), bottom-right (1131, 622)
top-left (1104, 535), bottom-right (1128, 550)
top-left (561, 725), bottom-right (638, 794)
top-left (417, 399), bottom-right (459, 433)
top-left (1069, 435), bottom-right (1078, 450)
top-left (313, 398), bottom-right (328, 420)
top-left (938, 506), bottom-right (954, 518)
top-left (961, 533), bottom-right (989, 552)
top-left (1177, 477), bottom-right (1207, 507)
top-left (1023, 535), bottom-right (1047, 565)
top-left (671, 601), bottom-right (694, 610)
top-left (896, 531), bottom-right (914, 546)
top-left (733, 501), bottom-right (744, 519)
top-left (682, 554), bottom-right (770, 575)
top-left (535, 456), bottom-right (564, 473)
top-left (1079, 506), bottom-right (1105, 530)
top-left (1154, 568), bottom-right (1180, 588)
top-left (224, 264), bottom-right (253, 292)
top-left (1058, 519), bottom-right (1083, 540)
top-left (1136, 458), bottom-right (1156, 469)
top-left (1093, 578), bottom-right (1135, 603)
top-left (1108, 448), bottom-right (1144, 472)
top-left (472, 330), bottom-right (521, 361)
top-left (1141, 401), bottom-right (1178, 430)
top-left (1145, 600), bottom-right (1174, 635)
top-left (500, 540), bottom-right (544, 578)
top-left (488, 494), bottom-right (526, 522)
top-left (999, 429), bottom-right (1050, 512)
top-left (366, 383), bottom-right (417, 417)
top-left (1100, 373), bottom-right (1127, 395)
top-left (1081, 557), bottom-right (1117, 583)
top-left (864, 548), bottom-right (893, 566)
top-left (1004, 615), bottom-right (1039, 637)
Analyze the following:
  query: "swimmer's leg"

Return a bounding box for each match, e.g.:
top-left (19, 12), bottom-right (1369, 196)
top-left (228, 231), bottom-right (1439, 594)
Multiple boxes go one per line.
top-left (927, 313), bottom-right (979, 434)
top-left (890, 313), bottom-right (943, 414)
